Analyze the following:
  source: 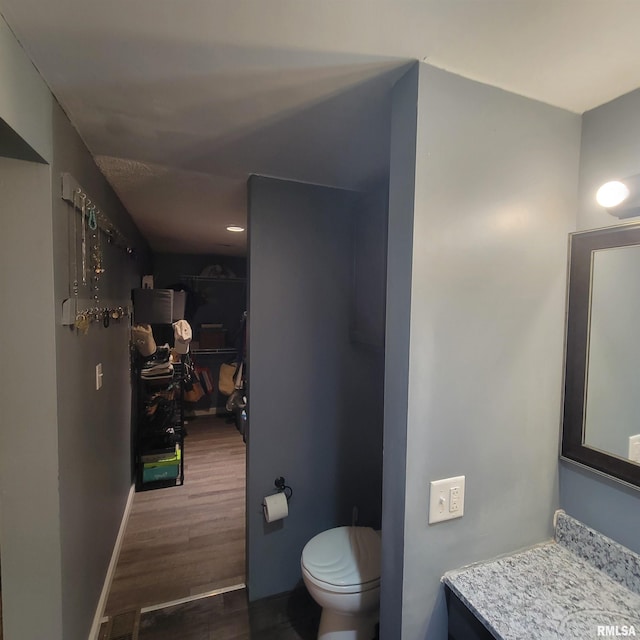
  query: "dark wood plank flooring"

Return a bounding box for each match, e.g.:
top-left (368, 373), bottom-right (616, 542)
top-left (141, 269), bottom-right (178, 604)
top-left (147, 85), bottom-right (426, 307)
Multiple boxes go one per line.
top-left (137, 587), bottom-right (320, 640)
top-left (105, 416), bottom-right (246, 615)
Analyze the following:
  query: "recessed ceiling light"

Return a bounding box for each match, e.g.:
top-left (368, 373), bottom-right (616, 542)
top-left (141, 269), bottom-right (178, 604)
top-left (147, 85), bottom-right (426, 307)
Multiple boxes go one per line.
top-left (226, 225), bottom-right (245, 233)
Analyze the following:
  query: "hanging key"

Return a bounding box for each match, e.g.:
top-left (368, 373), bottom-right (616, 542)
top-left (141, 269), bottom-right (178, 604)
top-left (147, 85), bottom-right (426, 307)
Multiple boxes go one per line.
top-left (75, 313), bottom-right (90, 335)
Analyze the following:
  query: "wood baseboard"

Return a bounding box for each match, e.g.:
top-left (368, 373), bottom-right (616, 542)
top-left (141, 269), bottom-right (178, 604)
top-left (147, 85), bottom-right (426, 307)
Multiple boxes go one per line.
top-left (88, 484), bottom-right (136, 640)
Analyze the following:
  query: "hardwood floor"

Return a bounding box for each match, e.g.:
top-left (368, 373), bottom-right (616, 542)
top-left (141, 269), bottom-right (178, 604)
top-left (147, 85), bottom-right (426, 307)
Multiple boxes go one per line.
top-left (137, 587), bottom-right (321, 640)
top-left (105, 416), bottom-right (246, 615)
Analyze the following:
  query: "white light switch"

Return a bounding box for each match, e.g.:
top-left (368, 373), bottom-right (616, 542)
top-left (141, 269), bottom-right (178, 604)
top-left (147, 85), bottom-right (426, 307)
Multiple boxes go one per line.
top-left (96, 363), bottom-right (103, 390)
top-left (429, 476), bottom-right (465, 524)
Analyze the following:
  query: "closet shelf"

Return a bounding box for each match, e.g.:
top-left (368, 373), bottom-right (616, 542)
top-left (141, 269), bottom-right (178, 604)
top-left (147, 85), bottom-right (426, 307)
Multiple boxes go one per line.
top-left (180, 274), bottom-right (246, 284)
top-left (191, 348), bottom-right (237, 356)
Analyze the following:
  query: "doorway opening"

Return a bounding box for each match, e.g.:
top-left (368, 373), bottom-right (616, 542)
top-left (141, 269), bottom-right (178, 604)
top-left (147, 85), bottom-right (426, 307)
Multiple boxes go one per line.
top-left (105, 255), bottom-right (248, 615)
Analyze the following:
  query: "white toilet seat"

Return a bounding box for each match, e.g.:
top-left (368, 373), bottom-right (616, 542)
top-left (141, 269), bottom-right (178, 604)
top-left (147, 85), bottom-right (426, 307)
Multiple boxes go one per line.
top-left (301, 563), bottom-right (380, 594)
top-left (301, 526), bottom-right (381, 591)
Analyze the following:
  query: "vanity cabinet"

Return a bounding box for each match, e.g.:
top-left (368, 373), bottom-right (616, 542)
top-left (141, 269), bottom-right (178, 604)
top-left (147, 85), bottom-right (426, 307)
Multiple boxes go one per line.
top-left (445, 587), bottom-right (495, 640)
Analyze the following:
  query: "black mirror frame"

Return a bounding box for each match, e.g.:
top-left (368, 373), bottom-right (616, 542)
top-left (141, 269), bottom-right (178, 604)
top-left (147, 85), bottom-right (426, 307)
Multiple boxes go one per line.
top-left (562, 223), bottom-right (640, 489)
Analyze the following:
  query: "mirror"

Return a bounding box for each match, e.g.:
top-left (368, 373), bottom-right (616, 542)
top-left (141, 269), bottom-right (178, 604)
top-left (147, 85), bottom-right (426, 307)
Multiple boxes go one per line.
top-left (562, 223), bottom-right (640, 488)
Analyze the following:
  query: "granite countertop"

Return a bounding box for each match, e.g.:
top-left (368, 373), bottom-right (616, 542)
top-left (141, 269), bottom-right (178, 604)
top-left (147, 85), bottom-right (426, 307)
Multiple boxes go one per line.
top-left (443, 513), bottom-right (640, 639)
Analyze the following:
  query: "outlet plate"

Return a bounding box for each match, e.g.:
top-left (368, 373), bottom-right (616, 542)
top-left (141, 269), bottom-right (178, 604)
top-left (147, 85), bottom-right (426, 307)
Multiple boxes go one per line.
top-left (429, 475), bottom-right (465, 524)
top-left (96, 363), bottom-right (103, 390)
top-left (629, 434), bottom-right (640, 463)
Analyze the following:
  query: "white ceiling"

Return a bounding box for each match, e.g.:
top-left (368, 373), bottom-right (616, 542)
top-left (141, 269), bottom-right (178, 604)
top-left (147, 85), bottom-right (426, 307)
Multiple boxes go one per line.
top-left (3, 0), bottom-right (640, 255)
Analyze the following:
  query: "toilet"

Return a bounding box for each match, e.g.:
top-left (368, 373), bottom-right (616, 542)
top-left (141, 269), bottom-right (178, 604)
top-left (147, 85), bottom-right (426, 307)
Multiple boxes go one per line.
top-left (301, 526), bottom-right (381, 640)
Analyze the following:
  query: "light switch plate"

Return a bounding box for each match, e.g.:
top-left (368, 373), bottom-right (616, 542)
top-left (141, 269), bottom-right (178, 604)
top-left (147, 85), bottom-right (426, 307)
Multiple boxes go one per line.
top-left (96, 363), bottom-right (103, 390)
top-left (429, 475), bottom-right (465, 524)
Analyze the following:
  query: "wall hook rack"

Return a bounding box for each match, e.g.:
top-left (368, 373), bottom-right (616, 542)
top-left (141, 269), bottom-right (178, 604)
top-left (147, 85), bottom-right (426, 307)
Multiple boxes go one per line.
top-left (61, 172), bottom-right (136, 256)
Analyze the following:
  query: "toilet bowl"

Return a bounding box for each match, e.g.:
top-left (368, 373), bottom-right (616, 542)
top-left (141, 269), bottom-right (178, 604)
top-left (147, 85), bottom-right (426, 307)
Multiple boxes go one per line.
top-left (301, 526), bottom-right (381, 640)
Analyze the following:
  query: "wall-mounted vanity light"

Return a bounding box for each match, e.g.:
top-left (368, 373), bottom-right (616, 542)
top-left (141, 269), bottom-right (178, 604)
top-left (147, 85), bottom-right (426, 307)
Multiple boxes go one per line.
top-left (596, 175), bottom-right (640, 218)
top-left (226, 225), bottom-right (245, 233)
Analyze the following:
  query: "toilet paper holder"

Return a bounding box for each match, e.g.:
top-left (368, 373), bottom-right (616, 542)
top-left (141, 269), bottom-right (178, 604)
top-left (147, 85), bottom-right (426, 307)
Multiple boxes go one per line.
top-left (259, 477), bottom-right (293, 514)
top-left (273, 476), bottom-right (293, 502)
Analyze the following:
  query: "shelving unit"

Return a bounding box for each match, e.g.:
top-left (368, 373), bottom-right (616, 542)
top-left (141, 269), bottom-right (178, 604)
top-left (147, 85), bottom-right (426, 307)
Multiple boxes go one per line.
top-left (134, 358), bottom-right (185, 491)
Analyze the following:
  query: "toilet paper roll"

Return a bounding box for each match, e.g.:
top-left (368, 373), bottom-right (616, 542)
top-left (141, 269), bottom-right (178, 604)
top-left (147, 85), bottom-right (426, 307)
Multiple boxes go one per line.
top-left (263, 492), bottom-right (288, 523)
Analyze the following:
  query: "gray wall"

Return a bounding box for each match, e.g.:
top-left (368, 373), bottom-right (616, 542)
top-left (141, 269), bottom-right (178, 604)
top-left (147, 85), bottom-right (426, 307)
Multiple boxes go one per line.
top-left (401, 65), bottom-right (581, 639)
top-left (51, 100), bottom-right (149, 640)
top-left (0, 155), bottom-right (63, 640)
top-left (560, 86), bottom-right (640, 554)
top-left (559, 463), bottom-right (640, 553)
top-left (0, 16), bottom-right (61, 640)
top-left (0, 18), bottom-right (149, 638)
top-left (247, 175), bottom-right (385, 600)
top-left (342, 183), bottom-right (387, 530)
top-left (351, 184), bottom-right (388, 350)
top-left (379, 62), bottom-right (418, 640)
top-left (576, 87), bottom-right (640, 233)
top-left (0, 13), bottom-right (52, 162)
